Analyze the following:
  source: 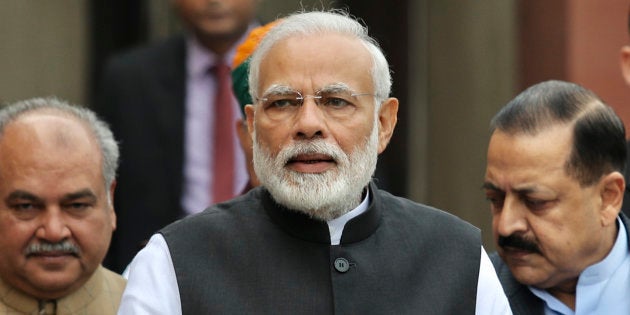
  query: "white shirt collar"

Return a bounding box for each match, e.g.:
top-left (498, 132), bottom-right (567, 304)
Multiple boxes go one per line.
top-left (577, 216), bottom-right (628, 285)
top-left (327, 189), bottom-right (370, 245)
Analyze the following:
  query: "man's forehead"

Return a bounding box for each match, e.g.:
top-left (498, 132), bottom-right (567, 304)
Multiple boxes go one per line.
top-left (489, 127), bottom-right (572, 161)
top-left (0, 114), bottom-right (102, 180)
top-left (3, 112), bottom-right (94, 147)
top-left (260, 33), bottom-right (371, 70)
top-left (485, 152), bottom-right (570, 196)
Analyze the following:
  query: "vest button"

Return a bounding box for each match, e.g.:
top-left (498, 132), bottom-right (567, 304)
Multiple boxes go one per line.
top-left (334, 257), bottom-right (350, 273)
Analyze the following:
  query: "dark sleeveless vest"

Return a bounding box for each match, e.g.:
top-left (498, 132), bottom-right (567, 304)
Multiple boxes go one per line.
top-left (161, 183), bottom-right (481, 314)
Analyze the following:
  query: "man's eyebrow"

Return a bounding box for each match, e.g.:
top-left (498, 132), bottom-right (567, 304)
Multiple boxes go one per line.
top-left (317, 82), bottom-right (352, 93)
top-left (261, 84), bottom-right (296, 96)
top-left (482, 182), bottom-right (501, 191)
top-left (61, 189), bottom-right (97, 203)
top-left (481, 182), bottom-right (538, 195)
top-left (262, 83), bottom-right (356, 96)
top-left (5, 189), bottom-right (98, 204)
top-left (6, 190), bottom-right (41, 202)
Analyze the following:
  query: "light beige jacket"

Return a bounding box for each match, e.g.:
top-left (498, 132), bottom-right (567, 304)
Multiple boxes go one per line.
top-left (0, 265), bottom-right (126, 315)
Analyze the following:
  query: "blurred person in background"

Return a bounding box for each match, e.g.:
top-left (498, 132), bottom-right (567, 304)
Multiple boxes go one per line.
top-left (94, 0), bottom-right (261, 273)
top-left (618, 5), bottom-right (630, 217)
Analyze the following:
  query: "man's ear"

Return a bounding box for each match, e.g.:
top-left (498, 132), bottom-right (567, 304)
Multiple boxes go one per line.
top-left (245, 104), bottom-right (255, 139)
top-left (599, 172), bottom-right (624, 227)
top-left (235, 119), bottom-right (252, 152)
top-left (620, 46), bottom-right (630, 86)
top-left (376, 97), bottom-right (399, 154)
top-left (108, 180), bottom-right (117, 230)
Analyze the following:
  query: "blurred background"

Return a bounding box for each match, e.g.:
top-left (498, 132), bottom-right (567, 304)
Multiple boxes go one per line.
top-left (1, 0), bottom-right (628, 249)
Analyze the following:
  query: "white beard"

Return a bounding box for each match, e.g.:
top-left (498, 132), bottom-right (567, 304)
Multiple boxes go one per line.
top-left (253, 119), bottom-right (379, 221)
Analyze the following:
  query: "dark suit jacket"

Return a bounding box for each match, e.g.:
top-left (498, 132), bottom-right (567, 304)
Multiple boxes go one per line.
top-left (95, 35), bottom-right (188, 272)
top-left (622, 140), bottom-right (630, 217)
top-left (490, 213), bottom-right (630, 315)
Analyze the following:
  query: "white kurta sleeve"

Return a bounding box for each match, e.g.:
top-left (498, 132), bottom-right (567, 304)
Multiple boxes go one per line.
top-left (475, 246), bottom-right (513, 314)
top-left (117, 234), bottom-right (182, 315)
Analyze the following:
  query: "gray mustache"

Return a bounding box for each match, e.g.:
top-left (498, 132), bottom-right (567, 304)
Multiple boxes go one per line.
top-left (25, 241), bottom-right (80, 256)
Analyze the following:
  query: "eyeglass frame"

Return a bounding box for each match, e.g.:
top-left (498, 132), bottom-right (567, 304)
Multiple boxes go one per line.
top-left (254, 83), bottom-right (376, 121)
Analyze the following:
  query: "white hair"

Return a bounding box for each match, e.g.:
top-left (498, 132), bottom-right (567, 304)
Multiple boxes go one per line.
top-left (248, 10), bottom-right (392, 107)
top-left (0, 97), bottom-right (120, 200)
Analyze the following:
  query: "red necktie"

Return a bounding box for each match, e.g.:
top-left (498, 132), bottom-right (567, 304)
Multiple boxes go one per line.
top-left (211, 62), bottom-right (235, 203)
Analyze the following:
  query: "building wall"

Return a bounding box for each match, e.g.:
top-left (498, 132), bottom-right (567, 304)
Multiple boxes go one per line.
top-left (519, 0), bottom-right (630, 134)
top-left (409, 0), bottom-right (517, 249)
top-left (568, 0), bottom-right (630, 133)
top-left (0, 1), bottom-right (87, 105)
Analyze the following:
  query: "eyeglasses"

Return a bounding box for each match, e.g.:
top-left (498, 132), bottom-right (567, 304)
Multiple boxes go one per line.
top-left (257, 89), bottom-right (374, 121)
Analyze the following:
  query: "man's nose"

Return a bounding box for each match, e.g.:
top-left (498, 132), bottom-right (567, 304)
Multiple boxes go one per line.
top-left (293, 98), bottom-right (327, 140)
top-left (494, 195), bottom-right (528, 237)
top-left (36, 208), bottom-right (71, 242)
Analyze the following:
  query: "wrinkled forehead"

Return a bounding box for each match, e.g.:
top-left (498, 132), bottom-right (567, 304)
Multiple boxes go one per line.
top-left (257, 33), bottom-right (374, 94)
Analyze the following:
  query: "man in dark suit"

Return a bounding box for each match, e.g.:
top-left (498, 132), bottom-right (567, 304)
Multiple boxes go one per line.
top-left (484, 80), bottom-right (630, 314)
top-left (618, 7), bottom-right (630, 217)
top-left (94, 0), bottom-right (260, 273)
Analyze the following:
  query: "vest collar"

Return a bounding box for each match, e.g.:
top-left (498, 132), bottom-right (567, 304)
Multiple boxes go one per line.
top-left (262, 182), bottom-right (382, 245)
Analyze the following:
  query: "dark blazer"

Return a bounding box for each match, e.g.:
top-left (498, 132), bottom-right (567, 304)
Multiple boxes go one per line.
top-left (490, 213), bottom-right (630, 315)
top-left (95, 35), bottom-right (188, 273)
top-left (622, 140), bottom-right (630, 217)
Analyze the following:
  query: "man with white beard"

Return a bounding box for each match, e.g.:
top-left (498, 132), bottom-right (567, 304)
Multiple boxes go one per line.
top-left (118, 10), bottom-right (512, 315)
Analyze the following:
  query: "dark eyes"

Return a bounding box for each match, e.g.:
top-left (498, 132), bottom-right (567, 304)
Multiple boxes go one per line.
top-left (8, 202), bottom-right (40, 219)
top-left (485, 194), bottom-right (504, 212)
top-left (260, 92), bottom-right (359, 121)
top-left (7, 201), bottom-right (93, 219)
top-left (267, 98), bottom-right (298, 108)
top-left (484, 192), bottom-right (551, 212)
top-left (65, 202), bottom-right (91, 212)
top-left (322, 97), bottom-right (351, 107)
top-left (523, 199), bottom-right (550, 211)
top-left (264, 94), bottom-right (353, 108)
top-left (12, 202), bottom-right (37, 211)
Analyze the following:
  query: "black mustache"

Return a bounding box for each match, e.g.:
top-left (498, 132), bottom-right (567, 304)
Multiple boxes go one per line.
top-left (498, 234), bottom-right (541, 254)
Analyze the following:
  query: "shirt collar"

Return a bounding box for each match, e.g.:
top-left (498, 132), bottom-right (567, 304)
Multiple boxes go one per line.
top-left (577, 216), bottom-right (627, 285)
top-left (327, 189), bottom-right (370, 245)
top-left (262, 182), bottom-right (381, 245)
top-left (528, 216), bottom-right (628, 313)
